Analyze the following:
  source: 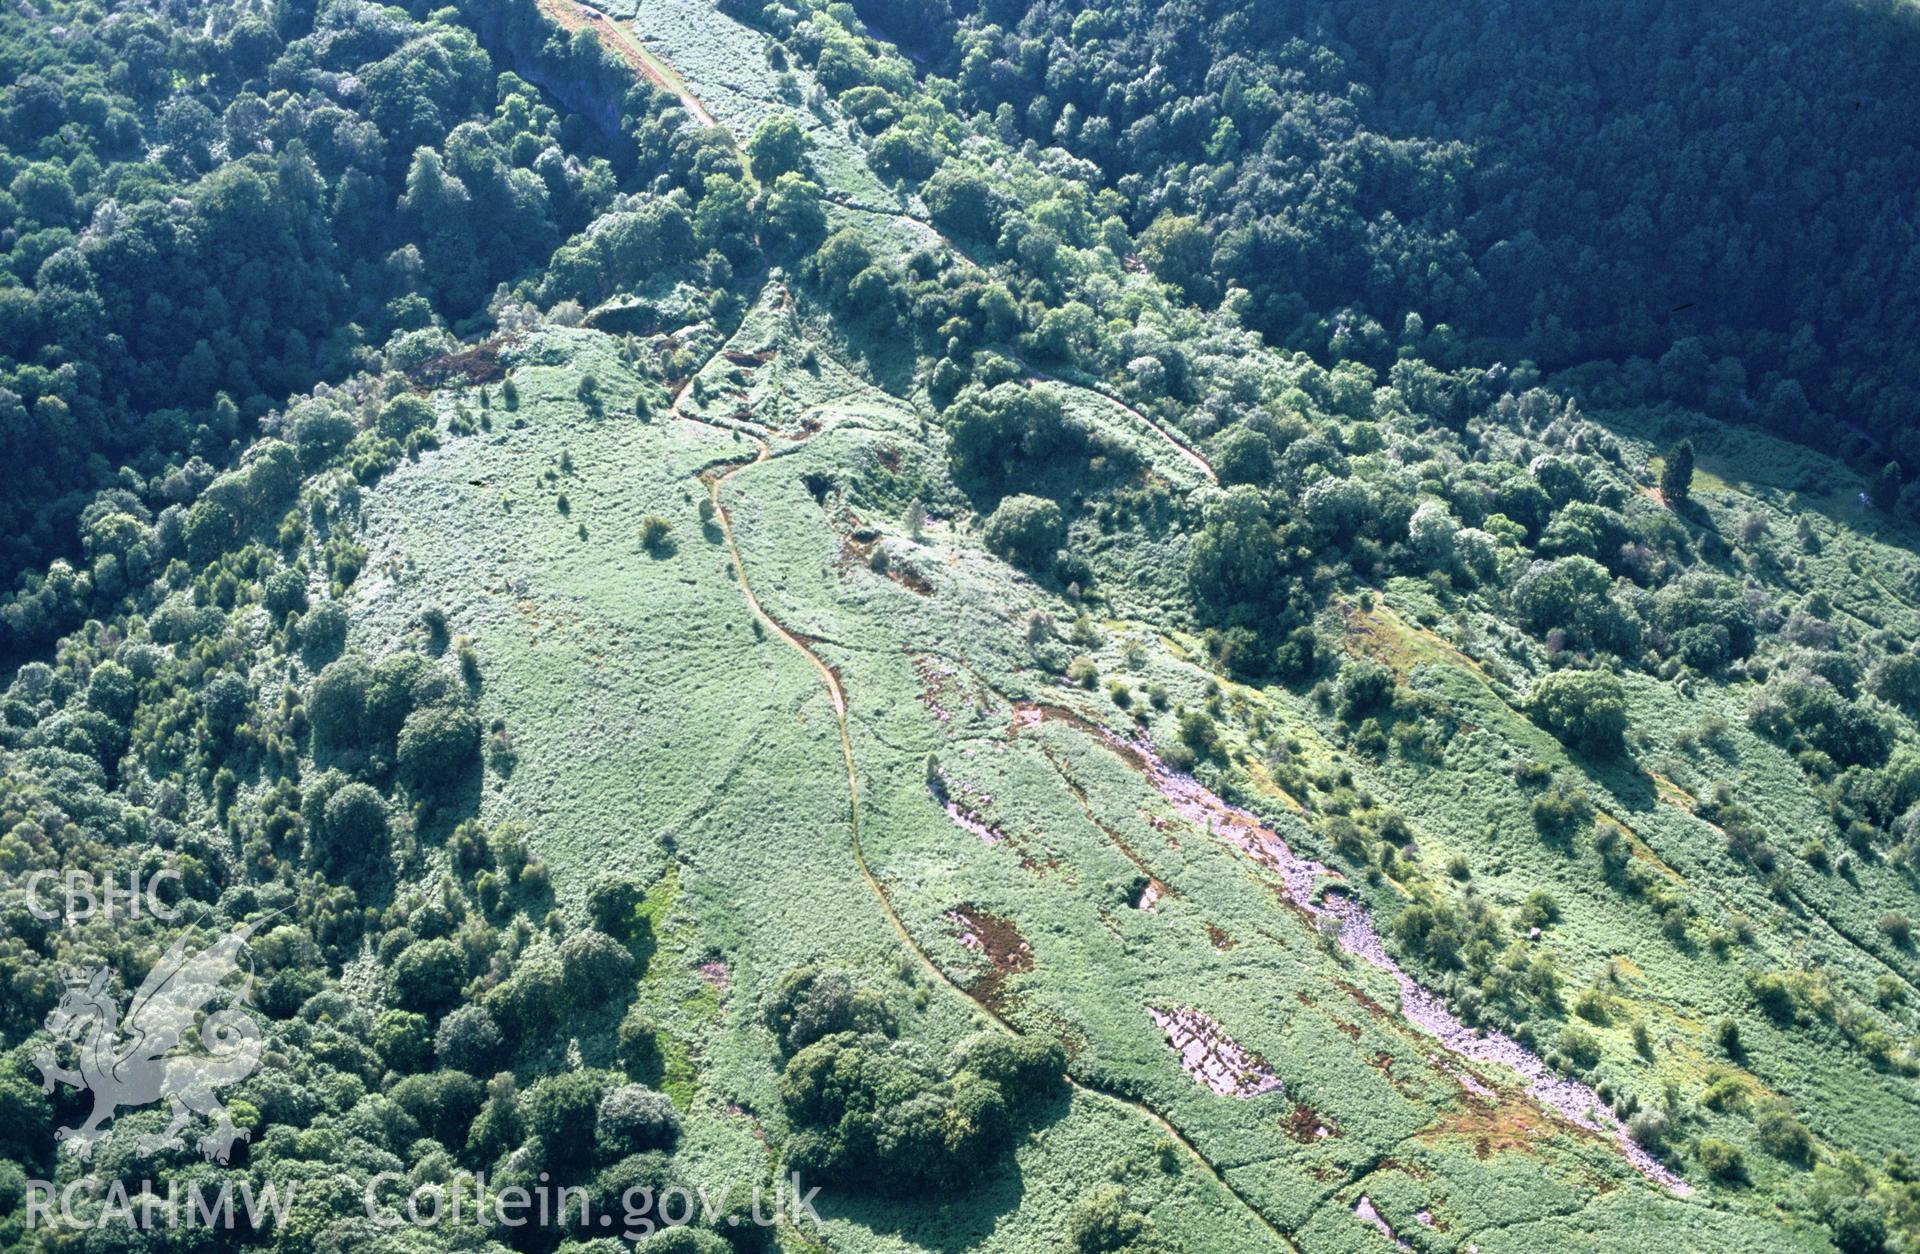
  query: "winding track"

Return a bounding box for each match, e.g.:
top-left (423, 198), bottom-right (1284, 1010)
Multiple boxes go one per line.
top-left (551, 0), bottom-right (1221, 491)
top-left (1019, 356), bottom-right (1218, 485)
top-left (540, 2), bottom-right (1268, 1233)
top-left (674, 378), bottom-right (1294, 1249)
top-left (538, 5), bottom-right (1683, 1234)
top-left (534, 5), bottom-right (1757, 1231)
top-left (540, 0), bottom-right (719, 125)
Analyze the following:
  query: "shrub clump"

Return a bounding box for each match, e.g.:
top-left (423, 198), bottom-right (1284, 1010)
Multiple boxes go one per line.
top-left (1526, 669), bottom-right (1628, 754)
top-left (435, 1004), bottom-right (505, 1074)
top-left (386, 938), bottom-right (466, 1016)
top-left (780, 1029), bottom-right (1064, 1195)
top-left (397, 704), bottom-right (481, 790)
top-left (639, 515), bottom-right (674, 553)
top-left (763, 967), bottom-right (895, 1053)
top-left (560, 929), bottom-right (635, 1002)
top-left (596, 1083), bottom-right (681, 1156)
top-left (769, 969), bottom-right (1062, 1196)
top-left (981, 494), bottom-right (1067, 573)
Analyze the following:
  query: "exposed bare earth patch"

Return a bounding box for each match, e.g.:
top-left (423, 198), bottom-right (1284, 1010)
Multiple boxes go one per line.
top-left (1285, 1102), bottom-right (1338, 1142)
top-left (1011, 702), bottom-right (1148, 770)
top-left (887, 561), bottom-right (934, 597)
top-left (1354, 1195), bottom-right (1412, 1250)
top-left (1148, 1006), bottom-right (1284, 1099)
top-left (408, 335), bottom-right (517, 390)
top-left (1417, 1093), bottom-right (1559, 1161)
top-left (1107, 725), bottom-right (1690, 1193)
top-left (928, 767), bottom-right (1003, 844)
top-left (945, 906), bottom-right (1033, 1013)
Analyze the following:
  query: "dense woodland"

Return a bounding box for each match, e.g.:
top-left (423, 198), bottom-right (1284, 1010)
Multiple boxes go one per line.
top-left (0, 0), bottom-right (741, 605)
top-left (4, 0), bottom-right (1920, 1248)
top-left (876, 0), bottom-right (1920, 456)
top-left (0, 0), bottom-right (798, 1247)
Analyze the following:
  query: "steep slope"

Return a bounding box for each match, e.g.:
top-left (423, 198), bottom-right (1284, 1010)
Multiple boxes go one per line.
top-left (4, 0), bottom-right (1919, 1250)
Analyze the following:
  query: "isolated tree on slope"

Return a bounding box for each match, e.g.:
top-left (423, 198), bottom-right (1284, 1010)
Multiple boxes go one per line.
top-left (747, 114), bottom-right (808, 183)
top-left (924, 163), bottom-right (999, 239)
top-left (982, 494), bottom-right (1066, 573)
top-left (1213, 426), bottom-right (1274, 486)
top-left (1527, 669), bottom-right (1628, 755)
top-left (1660, 439), bottom-right (1694, 505)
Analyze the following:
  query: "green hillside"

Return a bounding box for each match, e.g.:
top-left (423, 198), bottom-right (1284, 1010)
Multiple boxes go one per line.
top-left (3, 0), bottom-right (1919, 1251)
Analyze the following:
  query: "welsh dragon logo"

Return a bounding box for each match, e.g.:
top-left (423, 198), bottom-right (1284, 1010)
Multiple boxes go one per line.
top-left (32, 920), bottom-right (267, 1163)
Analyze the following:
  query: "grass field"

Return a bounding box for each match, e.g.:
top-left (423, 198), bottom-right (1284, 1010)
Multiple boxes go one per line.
top-left (326, 10), bottom-right (1920, 1251)
top-left (5, 0), bottom-right (1916, 1247)
top-left (328, 302), bottom-right (1891, 1247)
